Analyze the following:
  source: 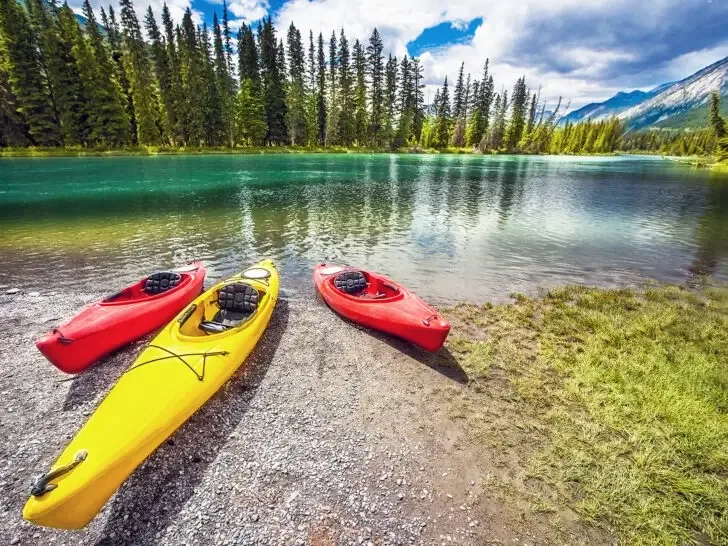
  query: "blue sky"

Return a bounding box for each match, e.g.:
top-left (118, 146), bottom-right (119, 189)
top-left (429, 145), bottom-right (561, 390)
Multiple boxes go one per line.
top-left (82, 0), bottom-right (728, 111)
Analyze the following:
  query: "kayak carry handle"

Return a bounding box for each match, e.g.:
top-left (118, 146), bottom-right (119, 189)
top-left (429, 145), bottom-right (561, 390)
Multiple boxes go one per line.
top-left (52, 328), bottom-right (74, 345)
top-left (30, 450), bottom-right (87, 497)
top-left (422, 314), bottom-right (438, 326)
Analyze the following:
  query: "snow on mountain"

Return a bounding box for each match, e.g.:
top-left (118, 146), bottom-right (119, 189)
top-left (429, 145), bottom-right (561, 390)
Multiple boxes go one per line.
top-left (561, 56), bottom-right (728, 129)
top-left (619, 56), bottom-right (728, 129)
top-left (562, 90), bottom-right (653, 125)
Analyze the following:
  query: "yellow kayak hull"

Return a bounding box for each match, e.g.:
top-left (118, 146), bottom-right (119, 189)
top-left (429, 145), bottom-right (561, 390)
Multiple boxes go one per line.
top-left (23, 260), bottom-right (279, 529)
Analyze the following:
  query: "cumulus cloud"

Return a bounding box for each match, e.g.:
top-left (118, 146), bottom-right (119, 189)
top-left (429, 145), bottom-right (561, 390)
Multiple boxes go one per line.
top-left (273, 0), bottom-right (728, 109)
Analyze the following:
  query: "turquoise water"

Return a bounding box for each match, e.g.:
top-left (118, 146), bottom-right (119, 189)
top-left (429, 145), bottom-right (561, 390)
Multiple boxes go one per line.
top-left (0, 154), bottom-right (726, 303)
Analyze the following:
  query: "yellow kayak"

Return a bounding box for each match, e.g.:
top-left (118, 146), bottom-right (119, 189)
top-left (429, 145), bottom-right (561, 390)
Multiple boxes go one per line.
top-left (23, 260), bottom-right (279, 529)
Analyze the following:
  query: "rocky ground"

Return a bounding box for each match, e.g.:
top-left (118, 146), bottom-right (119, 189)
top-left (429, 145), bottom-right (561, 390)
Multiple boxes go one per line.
top-left (0, 284), bottom-right (609, 546)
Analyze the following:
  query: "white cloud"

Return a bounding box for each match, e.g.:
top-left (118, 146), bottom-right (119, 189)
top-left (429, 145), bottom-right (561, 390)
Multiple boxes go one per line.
top-left (207, 0), bottom-right (269, 27)
top-left (272, 0), bottom-right (728, 110)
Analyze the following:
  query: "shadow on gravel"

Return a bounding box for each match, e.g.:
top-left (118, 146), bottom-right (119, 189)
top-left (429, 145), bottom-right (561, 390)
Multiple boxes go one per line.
top-left (320, 297), bottom-right (470, 384)
top-left (62, 339), bottom-right (150, 411)
top-left (371, 333), bottom-right (469, 384)
top-left (94, 299), bottom-right (289, 546)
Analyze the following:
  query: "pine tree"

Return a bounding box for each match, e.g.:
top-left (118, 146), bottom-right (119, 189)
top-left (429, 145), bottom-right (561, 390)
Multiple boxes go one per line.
top-left (382, 53), bottom-right (397, 148)
top-left (434, 76), bottom-right (450, 148)
top-left (286, 23), bottom-right (307, 145)
top-left (0, 0), bottom-right (62, 145)
top-left (106, 4), bottom-right (136, 142)
top-left (452, 62), bottom-right (465, 119)
top-left (367, 28), bottom-right (384, 145)
top-left (352, 39), bottom-right (368, 146)
top-left (212, 12), bottom-right (234, 145)
top-left (119, 0), bottom-right (161, 144)
top-left (234, 78), bottom-right (266, 145)
top-left (199, 22), bottom-right (224, 145)
top-left (221, 0), bottom-right (233, 75)
top-left (259, 17), bottom-right (287, 144)
top-left (467, 60), bottom-right (492, 147)
top-left (178, 8), bottom-right (206, 144)
top-left (0, 50), bottom-right (28, 146)
top-left (708, 91), bottom-right (725, 139)
top-left (393, 55), bottom-right (414, 148)
top-left (326, 30), bottom-right (338, 145)
top-left (336, 28), bottom-right (354, 145)
top-left (74, 2), bottom-right (129, 145)
top-left (305, 30), bottom-right (317, 145)
top-left (315, 32), bottom-right (326, 145)
top-left (411, 57), bottom-right (424, 143)
top-left (145, 7), bottom-right (176, 144)
top-left (32, 0), bottom-right (90, 145)
top-left (504, 76), bottom-right (527, 150)
top-left (161, 3), bottom-right (183, 145)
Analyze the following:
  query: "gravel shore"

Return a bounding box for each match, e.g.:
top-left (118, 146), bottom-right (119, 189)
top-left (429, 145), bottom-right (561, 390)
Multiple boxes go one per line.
top-left (0, 285), bottom-right (606, 545)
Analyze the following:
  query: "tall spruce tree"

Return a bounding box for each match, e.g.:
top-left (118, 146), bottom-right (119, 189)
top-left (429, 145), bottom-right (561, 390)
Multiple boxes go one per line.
top-left (221, 0), bottom-right (233, 74)
top-left (452, 62), bottom-right (465, 119)
top-left (33, 0), bottom-right (88, 145)
top-left (212, 12), bottom-right (234, 145)
top-left (259, 17), bottom-right (287, 144)
top-left (382, 53), bottom-right (397, 148)
top-left (434, 76), bottom-right (450, 148)
top-left (708, 91), bottom-right (725, 139)
top-left (411, 56), bottom-right (424, 143)
top-left (0, 0), bottom-right (62, 145)
top-left (504, 76), bottom-right (527, 150)
top-left (305, 30), bottom-right (317, 145)
top-left (352, 39), bottom-right (367, 146)
top-left (286, 23), bottom-right (307, 145)
top-left (366, 28), bottom-right (384, 145)
top-left (74, 2), bottom-right (129, 145)
top-left (106, 4), bottom-right (136, 142)
top-left (178, 9), bottom-right (205, 144)
top-left (0, 49), bottom-right (28, 146)
top-left (336, 28), bottom-right (353, 145)
top-left (198, 22), bottom-right (224, 145)
top-left (119, 0), bottom-right (161, 144)
top-left (315, 32), bottom-right (326, 145)
top-left (325, 30), bottom-right (338, 144)
top-left (145, 7), bottom-right (175, 144)
top-left (161, 3), bottom-right (182, 144)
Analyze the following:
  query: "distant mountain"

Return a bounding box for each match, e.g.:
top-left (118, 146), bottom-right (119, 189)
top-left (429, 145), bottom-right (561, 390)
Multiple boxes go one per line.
top-left (562, 56), bottom-right (728, 130)
top-left (562, 89), bottom-right (655, 124)
top-left (621, 56), bottom-right (728, 129)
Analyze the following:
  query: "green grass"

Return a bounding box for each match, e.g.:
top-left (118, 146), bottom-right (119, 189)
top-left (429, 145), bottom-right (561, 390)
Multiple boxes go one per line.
top-left (446, 284), bottom-right (728, 545)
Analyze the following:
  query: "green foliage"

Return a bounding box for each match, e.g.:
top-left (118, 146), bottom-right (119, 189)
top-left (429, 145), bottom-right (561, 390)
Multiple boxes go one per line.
top-left (119, 0), bottom-right (161, 145)
top-left (0, 0), bottom-right (61, 145)
top-left (286, 23), bottom-right (307, 145)
top-left (234, 78), bottom-right (266, 146)
top-left (259, 16), bottom-right (287, 145)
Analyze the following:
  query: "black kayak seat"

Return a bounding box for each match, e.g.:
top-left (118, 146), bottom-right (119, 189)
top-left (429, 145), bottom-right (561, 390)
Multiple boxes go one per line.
top-left (199, 283), bottom-right (259, 334)
top-left (334, 271), bottom-right (367, 295)
top-left (144, 272), bottom-right (181, 295)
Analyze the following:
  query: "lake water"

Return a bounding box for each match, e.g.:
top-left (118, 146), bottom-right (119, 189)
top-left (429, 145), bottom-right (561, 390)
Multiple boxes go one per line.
top-left (0, 154), bottom-right (726, 303)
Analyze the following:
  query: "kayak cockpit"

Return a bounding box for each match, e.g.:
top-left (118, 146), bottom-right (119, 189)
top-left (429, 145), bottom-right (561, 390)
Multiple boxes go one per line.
top-left (177, 281), bottom-right (266, 337)
top-left (102, 272), bottom-right (184, 304)
top-left (330, 270), bottom-right (402, 302)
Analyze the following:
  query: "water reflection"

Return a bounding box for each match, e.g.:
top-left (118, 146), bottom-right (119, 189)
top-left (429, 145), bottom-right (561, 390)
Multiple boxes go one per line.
top-left (0, 154), bottom-right (726, 303)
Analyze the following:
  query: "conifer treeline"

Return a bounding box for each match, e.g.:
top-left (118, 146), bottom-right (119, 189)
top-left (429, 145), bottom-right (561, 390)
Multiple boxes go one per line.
top-left (0, 0), bottom-right (561, 151)
top-left (0, 0), bottom-right (718, 155)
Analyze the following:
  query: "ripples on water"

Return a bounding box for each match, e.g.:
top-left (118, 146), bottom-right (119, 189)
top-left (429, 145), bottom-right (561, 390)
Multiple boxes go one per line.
top-left (0, 154), bottom-right (726, 303)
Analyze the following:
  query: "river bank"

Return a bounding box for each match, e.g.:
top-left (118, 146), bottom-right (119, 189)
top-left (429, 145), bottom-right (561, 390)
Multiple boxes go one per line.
top-left (0, 280), bottom-right (725, 545)
top-left (0, 145), bottom-right (670, 159)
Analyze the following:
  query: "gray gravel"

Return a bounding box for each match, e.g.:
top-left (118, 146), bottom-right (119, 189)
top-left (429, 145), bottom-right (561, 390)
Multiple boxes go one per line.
top-left (0, 285), bottom-right (603, 545)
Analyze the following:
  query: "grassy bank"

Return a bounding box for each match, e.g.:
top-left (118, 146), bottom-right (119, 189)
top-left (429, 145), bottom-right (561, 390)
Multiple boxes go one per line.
top-left (445, 283), bottom-right (728, 545)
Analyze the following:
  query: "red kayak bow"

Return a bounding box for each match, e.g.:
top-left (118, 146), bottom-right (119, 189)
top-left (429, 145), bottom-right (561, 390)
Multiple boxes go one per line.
top-left (313, 264), bottom-right (450, 352)
top-left (36, 262), bottom-right (206, 374)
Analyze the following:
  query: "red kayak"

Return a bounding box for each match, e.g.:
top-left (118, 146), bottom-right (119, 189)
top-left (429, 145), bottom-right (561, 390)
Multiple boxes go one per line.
top-left (36, 262), bottom-right (206, 374)
top-left (313, 264), bottom-right (450, 352)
